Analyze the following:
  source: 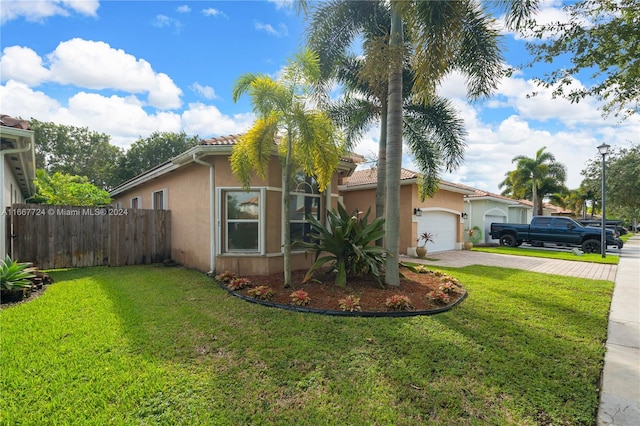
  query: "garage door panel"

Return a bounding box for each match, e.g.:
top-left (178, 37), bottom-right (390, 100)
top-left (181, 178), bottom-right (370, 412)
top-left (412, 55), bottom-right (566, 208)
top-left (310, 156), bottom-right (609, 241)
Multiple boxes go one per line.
top-left (417, 211), bottom-right (456, 253)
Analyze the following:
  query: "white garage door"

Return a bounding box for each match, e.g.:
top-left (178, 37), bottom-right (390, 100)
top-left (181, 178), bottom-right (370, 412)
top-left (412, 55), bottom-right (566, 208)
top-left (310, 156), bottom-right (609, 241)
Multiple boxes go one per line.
top-left (417, 211), bottom-right (457, 253)
top-left (484, 215), bottom-right (505, 243)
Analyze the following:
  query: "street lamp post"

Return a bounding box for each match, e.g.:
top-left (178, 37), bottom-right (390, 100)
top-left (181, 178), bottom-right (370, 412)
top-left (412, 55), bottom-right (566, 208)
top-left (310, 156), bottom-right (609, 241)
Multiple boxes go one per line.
top-left (597, 143), bottom-right (610, 258)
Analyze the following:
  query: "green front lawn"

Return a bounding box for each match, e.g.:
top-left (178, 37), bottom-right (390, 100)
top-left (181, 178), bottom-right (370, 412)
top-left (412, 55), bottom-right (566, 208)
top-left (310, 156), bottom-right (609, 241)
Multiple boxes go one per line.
top-left (1, 265), bottom-right (612, 424)
top-left (472, 245), bottom-right (620, 264)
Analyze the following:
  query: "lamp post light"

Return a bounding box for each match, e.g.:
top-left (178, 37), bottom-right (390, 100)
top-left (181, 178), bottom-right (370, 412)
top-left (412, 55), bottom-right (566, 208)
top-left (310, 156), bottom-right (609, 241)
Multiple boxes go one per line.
top-left (597, 143), bottom-right (610, 258)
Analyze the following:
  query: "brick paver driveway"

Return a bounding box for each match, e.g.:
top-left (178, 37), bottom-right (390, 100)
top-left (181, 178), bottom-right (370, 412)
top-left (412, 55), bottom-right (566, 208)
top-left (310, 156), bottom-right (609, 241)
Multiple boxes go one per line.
top-left (400, 250), bottom-right (618, 281)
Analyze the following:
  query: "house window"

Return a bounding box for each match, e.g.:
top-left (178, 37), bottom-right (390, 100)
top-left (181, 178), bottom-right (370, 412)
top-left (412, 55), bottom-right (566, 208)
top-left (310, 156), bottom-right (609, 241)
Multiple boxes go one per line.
top-left (130, 197), bottom-right (141, 208)
top-left (290, 174), bottom-right (321, 244)
top-left (225, 190), bottom-right (260, 252)
top-left (152, 189), bottom-right (167, 210)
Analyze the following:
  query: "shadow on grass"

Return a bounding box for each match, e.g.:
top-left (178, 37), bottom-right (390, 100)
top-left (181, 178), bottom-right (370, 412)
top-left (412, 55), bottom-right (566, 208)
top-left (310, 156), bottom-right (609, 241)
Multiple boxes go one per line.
top-left (44, 264), bottom-right (611, 424)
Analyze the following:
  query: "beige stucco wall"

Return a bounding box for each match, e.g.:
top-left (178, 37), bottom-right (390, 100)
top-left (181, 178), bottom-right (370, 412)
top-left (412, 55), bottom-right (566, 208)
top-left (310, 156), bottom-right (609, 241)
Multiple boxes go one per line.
top-left (113, 153), bottom-right (347, 276)
top-left (341, 183), bottom-right (466, 254)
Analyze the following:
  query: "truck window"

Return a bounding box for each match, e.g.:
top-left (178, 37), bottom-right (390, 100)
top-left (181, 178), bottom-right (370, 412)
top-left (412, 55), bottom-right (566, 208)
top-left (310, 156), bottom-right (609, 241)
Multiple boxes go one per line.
top-left (555, 218), bottom-right (573, 229)
top-left (535, 217), bottom-right (552, 227)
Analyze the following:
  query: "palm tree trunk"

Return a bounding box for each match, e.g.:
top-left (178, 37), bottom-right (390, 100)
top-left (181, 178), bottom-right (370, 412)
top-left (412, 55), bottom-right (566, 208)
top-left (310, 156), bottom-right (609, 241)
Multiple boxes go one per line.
top-left (282, 132), bottom-right (294, 288)
top-left (384, 2), bottom-right (403, 286)
top-left (532, 178), bottom-right (538, 217)
top-left (375, 99), bottom-right (388, 246)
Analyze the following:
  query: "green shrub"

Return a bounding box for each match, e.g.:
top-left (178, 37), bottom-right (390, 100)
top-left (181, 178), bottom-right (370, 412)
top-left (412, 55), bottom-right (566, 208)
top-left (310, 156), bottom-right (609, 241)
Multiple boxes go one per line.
top-left (295, 205), bottom-right (388, 286)
top-left (0, 256), bottom-right (36, 291)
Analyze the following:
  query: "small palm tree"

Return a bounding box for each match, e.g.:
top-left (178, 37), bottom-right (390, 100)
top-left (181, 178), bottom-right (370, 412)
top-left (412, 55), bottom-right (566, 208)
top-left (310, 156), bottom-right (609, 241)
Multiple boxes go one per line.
top-left (230, 49), bottom-right (345, 288)
top-left (501, 147), bottom-right (567, 216)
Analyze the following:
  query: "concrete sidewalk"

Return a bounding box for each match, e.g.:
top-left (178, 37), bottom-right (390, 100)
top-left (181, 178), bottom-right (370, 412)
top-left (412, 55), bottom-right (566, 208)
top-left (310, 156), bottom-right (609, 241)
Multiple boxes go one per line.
top-left (598, 235), bottom-right (640, 425)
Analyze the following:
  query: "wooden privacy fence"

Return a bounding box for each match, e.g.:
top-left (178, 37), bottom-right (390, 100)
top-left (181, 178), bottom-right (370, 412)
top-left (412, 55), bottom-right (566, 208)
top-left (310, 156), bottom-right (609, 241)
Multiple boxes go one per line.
top-left (6, 204), bottom-right (171, 269)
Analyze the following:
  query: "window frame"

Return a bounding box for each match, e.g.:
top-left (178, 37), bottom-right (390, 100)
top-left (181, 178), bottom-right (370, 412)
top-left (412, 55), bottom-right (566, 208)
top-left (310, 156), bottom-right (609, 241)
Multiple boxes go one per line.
top-left (219, 188), bottom-right (265, 254)
top-left (152, 189), bottom-right (168, 210)
top-left (289, 174), bottom-right (322, 247)
top-left (130, 196), bottom-right (141, 209)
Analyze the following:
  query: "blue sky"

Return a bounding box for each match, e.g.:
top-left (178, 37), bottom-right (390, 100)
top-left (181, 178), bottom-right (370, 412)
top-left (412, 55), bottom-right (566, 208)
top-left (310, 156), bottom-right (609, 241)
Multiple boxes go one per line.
top-left (1, 0), bottom-right (638, 194)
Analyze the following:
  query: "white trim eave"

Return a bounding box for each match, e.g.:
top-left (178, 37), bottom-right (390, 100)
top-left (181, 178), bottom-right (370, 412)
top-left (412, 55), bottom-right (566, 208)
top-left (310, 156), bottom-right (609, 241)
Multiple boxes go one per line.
top-left (438, 182), bottom-right (476, 195)
top-left (172, 144), bottom-right (234, 165)
top-left (0, 127), bottom-right (36, 196)
top-left (339, 179), bottom-right (475, 195)
top-left (465, 195), bottom-right (521, 205)
top-left (110, 162), bottom-right (178, 197)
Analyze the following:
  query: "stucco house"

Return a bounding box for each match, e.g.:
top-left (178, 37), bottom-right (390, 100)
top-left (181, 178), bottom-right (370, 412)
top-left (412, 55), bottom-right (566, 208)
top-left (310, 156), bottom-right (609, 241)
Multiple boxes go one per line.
top-left (339, 168), bottom-right (476, 255)
top-left (463, 190), bottom-right (575, 244)
top-left (0, 115), bottom-right (37, 258)
top-left (463, 189), bottom-right (533, 244)
top-left (110, 135), bottom-right (358, 275)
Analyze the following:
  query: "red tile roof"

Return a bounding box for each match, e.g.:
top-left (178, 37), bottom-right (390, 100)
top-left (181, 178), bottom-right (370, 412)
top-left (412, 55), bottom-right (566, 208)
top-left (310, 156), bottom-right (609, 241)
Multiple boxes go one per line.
top-left (200, 134), bottom-right (243, 145)
top-left (199, 134), bottom-right (363, 164)
top-left (343, 168), bottom-right (477, 193)
top-left (0, 114), bottom-right (31, 130)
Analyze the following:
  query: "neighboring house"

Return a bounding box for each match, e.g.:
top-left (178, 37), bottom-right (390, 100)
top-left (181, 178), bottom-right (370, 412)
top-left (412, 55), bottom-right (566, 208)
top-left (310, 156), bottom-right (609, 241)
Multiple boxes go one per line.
top-left (339, 168), bottom-right (476, 255)
top-left (463, 189), bottom-right (532, 244)
top-left (463, 190), bottom-right (574, 244)
top-left (0, 115), bottom-right (37, 259)
top-left (110, 135), bottom-right (358, 275)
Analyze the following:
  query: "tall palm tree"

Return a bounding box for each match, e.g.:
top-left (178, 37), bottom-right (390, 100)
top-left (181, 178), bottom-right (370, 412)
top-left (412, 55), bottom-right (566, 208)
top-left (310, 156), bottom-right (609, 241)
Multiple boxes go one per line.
top-left (500, 147), bottom-right (567, 216)
top-left (308, 0), bottom-right (536, 285)
top-left (230, 49), bottom-right (344, 287)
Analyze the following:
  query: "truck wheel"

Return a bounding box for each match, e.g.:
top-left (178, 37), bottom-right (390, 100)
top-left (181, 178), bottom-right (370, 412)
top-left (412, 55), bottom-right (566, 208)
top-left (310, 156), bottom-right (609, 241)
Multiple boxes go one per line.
top-left (499, 234), bottom-right (517, 247)
top-left (581, 239), bottom-right (601, 254)
top-left (516, 240), bottom-right (523, 247)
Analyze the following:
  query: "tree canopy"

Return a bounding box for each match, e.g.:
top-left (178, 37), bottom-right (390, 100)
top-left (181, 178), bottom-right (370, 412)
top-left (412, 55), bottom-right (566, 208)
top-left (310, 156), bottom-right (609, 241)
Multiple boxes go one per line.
top-left (525, 0), bottom-right (639, 119)
top-left (30, 119), bottom-right (124, 190)
top-left (117, 131), bottom-right (200, 183)
top-left (581, 144), bottom-right (640, 223)
top-left (27, 170), bottom-right (112, 206)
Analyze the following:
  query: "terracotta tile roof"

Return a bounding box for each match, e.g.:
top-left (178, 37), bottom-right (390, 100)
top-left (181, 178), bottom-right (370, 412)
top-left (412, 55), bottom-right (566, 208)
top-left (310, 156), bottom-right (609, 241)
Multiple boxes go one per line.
top-left (467, 188), bottom-right (524, 204)
top-left (200, 134), bottom-right (243, 145)
top-left (343, 167), bottom-right (418, 187)
top-left (199, 134), bottom-right (363, 164)
top-left (0, 114), bottom-right (31, 130)
top-left (343, 168), bottom-right (477, 193)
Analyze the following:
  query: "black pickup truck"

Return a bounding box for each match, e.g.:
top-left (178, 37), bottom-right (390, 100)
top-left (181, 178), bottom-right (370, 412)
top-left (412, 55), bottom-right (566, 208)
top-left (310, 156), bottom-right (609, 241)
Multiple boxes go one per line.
top-left (490, 216), bottom-right (623, 253)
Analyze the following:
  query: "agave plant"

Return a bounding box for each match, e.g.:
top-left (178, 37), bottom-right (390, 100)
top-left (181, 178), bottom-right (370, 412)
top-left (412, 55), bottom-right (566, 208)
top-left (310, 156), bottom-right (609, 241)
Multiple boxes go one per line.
top-left (294, 204), bottom-right (388, 286)
top-left (0, 256), bottom-right (36, 291)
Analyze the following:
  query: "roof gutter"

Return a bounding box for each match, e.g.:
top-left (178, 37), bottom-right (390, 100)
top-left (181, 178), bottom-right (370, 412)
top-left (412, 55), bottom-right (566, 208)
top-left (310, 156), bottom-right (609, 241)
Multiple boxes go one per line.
top-left (192, 153), bottom-right (216, 274)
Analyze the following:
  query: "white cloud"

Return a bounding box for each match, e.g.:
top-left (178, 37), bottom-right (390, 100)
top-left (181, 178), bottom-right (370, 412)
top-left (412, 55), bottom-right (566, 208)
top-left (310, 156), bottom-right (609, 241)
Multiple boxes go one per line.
top-left (0, 80), bottom-right (62, 119)
top-left (1, 78), bottom-right (258, 150)
top-left (254, 21), bottom-right (288, 37)
top-left (0, 46), bottom-right (50, 85)
top-left (176, 5), bottom-right (190, 14)
top-left (191, 83), bottom-right (218, 100)
top-left (182, 103), bottom-right (254, 138)
top-left (202, 8), bottom-right (226, 18)
top-left (43, 38), bottom-right (182, 109)
top-left (0, 0), bottom-right (99, 24)
top-left (152, 15), bottom-right (183, 32)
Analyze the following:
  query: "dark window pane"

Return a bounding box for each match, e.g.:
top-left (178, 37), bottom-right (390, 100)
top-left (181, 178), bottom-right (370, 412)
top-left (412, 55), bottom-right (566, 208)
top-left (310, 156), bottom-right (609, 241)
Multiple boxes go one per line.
top-left (227, 222), bottom-right (259, 251)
